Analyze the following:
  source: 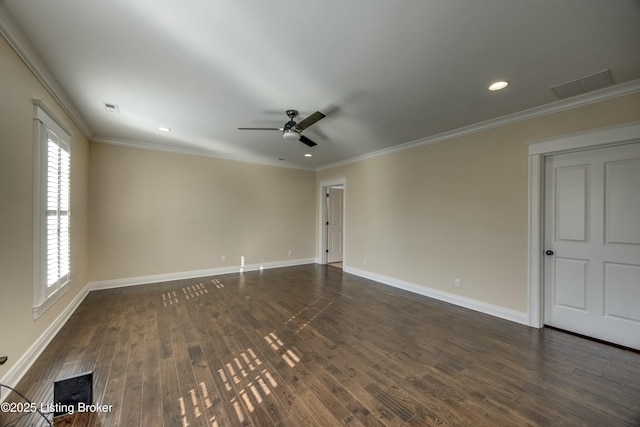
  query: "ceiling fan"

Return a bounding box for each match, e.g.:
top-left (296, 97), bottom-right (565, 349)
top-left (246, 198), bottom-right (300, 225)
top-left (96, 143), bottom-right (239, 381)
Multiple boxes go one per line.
top-left (238, 109), bottom-right (326, 147)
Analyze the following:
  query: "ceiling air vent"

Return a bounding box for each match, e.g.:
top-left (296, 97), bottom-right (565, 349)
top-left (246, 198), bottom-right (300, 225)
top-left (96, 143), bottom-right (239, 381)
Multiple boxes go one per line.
top-left (103, 102), bottom-right (120, 113)
top-left (550, 69), bottom-right (613, 99)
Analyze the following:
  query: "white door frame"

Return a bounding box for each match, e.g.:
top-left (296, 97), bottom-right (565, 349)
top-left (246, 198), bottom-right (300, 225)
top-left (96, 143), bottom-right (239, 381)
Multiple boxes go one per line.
top-left (527, 121), bottom-right (640, 328)
top-left (318, 177), bottom-right (347, 265)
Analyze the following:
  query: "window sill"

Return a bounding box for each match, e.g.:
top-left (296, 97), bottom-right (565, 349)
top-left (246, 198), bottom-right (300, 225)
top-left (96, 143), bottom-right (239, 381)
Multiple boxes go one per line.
top-left (33, 283), bottom-right (69, 320)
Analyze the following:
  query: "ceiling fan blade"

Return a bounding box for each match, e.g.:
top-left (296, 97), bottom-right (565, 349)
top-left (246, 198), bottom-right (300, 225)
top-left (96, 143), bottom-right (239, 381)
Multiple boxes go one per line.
top-left (295, 111), bottom-right (326, 131)
top-left (237, 127), bottom-right (282, 131)
top-left (299, 135), bottom-right (317, 147)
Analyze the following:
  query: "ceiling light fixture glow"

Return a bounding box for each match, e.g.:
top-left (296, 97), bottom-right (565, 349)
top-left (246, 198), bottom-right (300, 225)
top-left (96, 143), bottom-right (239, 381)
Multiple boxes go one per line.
top-left (282, 129), bottom-right (300, 141)
top-left (304, 153), bottom-right (312, 157)
top-left (157, 126), bottom-right (171, 132)
top-left (488, 81), bottom-right (509, 91)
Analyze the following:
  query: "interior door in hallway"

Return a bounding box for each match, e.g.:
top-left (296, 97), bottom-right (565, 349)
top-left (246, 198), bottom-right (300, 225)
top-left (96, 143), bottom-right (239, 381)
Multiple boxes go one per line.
top-left (327, 187), bottom-right (344, 263)
top-left (544, 142), bottom-right (640, 349)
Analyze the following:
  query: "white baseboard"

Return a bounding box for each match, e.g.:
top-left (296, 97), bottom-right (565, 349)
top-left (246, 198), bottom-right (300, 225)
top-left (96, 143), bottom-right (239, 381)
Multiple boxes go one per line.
top-left (88, 258), bottom-right (317, 291)
top-left (344, 266), bottom-right (529, 326)
top-left (1, 284), bottom-right (90, 402)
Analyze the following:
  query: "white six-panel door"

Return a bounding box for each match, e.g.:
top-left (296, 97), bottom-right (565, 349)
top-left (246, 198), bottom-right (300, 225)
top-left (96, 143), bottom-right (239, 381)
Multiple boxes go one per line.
top-left (544, 142), bottom-right (640, 349)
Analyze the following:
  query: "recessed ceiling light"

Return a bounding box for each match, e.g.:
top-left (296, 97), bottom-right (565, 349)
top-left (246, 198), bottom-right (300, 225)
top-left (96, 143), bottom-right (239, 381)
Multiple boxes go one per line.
top-left (488, 81), bottom-right (510, 91)
top-left (304, 153), bottom-right (312, 158)
top-left (157, 126), bottom-right (171, 132)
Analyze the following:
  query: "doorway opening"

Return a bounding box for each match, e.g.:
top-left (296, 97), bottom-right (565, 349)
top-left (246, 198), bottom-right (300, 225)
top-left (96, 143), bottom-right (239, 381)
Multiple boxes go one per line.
top-left (319, 178), bottom-right (346, 267)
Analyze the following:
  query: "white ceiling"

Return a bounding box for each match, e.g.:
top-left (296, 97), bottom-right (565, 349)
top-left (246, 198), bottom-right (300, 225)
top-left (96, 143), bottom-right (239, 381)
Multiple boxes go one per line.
top-left (3, 0), bottom-right (640, 169)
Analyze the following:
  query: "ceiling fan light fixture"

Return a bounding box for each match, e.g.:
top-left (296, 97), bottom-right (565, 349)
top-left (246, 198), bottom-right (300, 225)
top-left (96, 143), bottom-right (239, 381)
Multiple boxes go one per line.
top-left (488, 80), bottom-right (510, 91)
top-left (282, 129), bottom-right (300, 141)
top-left (239, 109), bottom-right (322, 148)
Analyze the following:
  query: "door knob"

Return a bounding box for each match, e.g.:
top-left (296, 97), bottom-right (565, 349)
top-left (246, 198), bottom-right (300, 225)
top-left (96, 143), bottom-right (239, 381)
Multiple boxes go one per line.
top-left (545, 250), bottom-right (554, 256)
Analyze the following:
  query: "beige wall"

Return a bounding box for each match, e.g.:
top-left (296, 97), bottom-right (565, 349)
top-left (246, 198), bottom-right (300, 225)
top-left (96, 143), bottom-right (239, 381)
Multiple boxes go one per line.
top-left (0, 36), bottom-right (90, 378)
top-left (88, 143), bottom-right (316, 281)
top-left (318, 93), bottom-right (640, 312)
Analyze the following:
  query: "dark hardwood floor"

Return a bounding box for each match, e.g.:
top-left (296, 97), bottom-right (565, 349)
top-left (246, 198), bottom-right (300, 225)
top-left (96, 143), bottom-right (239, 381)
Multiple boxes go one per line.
top-left (2, 264), bottom-right (639, 426)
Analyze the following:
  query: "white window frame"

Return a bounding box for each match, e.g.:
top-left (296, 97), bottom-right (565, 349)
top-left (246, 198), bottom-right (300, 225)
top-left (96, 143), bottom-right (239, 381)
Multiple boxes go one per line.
top-left (33, 101), bottom-right (71, 319)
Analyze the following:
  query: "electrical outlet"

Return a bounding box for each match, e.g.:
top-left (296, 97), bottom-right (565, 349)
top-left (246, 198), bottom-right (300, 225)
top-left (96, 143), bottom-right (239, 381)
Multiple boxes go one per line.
top-left (288, 249), bottom-right (292, 256)
top-left (455, 278), bottom-right (461, 288)
top-left (363, 258), bottom-right (368, 266)
top-left (221, 255), bottom-right (226, 263)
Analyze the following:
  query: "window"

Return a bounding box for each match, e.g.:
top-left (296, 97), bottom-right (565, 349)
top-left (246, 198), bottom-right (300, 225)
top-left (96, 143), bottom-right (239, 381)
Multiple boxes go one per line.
top-left (33, 102), bottom-right (71, 317)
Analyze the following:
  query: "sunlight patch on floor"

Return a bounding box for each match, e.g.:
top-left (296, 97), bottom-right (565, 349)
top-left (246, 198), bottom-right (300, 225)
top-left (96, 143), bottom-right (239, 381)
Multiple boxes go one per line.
top-left (214, 347), bottom-right (277, 423)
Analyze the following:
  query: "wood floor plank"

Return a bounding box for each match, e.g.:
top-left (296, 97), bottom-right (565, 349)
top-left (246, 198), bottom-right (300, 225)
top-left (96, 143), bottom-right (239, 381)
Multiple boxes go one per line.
top-left (159, 356), bottom-right (183, 427)
top-left (119, 305), bottom-right (146, 426)
top-left (140, 307), bottom-right (163, 426)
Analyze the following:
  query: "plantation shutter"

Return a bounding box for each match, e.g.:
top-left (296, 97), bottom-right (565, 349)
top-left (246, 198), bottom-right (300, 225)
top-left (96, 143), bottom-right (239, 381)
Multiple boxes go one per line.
top-left (46, 130), bottom-right (70, 289)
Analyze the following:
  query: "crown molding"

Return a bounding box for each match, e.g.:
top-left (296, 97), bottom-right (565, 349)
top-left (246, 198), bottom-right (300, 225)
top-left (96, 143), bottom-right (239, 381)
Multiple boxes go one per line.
top-left (92, 136), bottom-right (315, 171)
top-left (0, 3), bottom-right (92, 139)
top-left (317, 79), bottom-right (640, 171)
